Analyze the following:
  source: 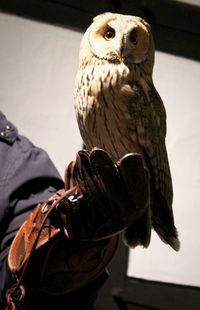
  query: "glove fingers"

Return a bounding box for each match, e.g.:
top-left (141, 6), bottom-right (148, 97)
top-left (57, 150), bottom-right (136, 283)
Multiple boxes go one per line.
top-left (64, 161), bottom-right (76, 190)
top-left (117, 153), bottom-right (150, 212)
top-left (70, 150), bottom-right (107, 239)
top-left (89, 148), bottom-right (132, 217)
top-left (74, 150), bottom-right (94, 196)
top-left (90, 149), bottom-right (146, 239)
top-left (74, 150), bottom-right (106, 209)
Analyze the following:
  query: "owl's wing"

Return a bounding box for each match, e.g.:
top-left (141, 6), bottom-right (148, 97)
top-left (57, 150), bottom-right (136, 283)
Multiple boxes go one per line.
top-left (127, 84), bottom-right (180, 251)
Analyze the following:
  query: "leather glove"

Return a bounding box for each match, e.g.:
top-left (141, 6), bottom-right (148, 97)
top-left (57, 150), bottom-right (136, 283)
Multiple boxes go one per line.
top-left (62, 148), bottom-right (149, 242)
top-left (5, 148), bottom-right (149, 307)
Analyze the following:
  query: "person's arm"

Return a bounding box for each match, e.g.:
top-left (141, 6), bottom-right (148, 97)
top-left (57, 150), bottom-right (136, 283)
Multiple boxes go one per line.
top-left (0, 112), bottom-right (63, 302)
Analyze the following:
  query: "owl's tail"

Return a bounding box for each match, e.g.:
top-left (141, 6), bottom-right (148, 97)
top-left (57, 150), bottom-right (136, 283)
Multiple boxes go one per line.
top-left (122, 192), bottom-right (180, 251)
top-left (152, 193), bottom-right (180, 251)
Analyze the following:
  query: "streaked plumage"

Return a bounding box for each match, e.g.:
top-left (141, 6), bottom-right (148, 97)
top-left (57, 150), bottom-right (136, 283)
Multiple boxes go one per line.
top-left (74, 12), bottom-right (180, 251)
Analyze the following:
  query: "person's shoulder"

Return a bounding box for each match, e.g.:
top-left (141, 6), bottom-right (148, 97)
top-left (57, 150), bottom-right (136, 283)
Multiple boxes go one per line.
top-left (0, 111), bottom-right (63, 216)
top-left (0, 111), bottom-right (18, 145)
top-left (0, 112), bottom-right (20, 181)
top-left (0, 111), bottom-right (62, 183)
top-left (0, 112), bottom-right (45, 160)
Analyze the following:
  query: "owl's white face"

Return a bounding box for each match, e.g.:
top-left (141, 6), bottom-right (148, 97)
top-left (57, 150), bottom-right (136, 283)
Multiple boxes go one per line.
top-left (86, 13), bottom-right (151, 64)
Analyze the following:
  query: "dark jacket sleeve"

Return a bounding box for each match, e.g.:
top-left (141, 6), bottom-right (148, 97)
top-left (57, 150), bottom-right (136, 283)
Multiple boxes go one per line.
top-left (0, 112), bottom-right (64, 300)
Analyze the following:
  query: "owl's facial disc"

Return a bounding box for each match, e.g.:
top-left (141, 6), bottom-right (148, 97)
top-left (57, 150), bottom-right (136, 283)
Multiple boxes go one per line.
top-left (88, 15), bottom-right (150, 64)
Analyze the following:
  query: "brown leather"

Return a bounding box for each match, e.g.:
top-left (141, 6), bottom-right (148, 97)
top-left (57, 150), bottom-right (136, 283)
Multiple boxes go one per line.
top-left (31, 234), bottom-right (118, 295)
top-left (6, 187), bottom-right (118, 309)
top-left (64, 149), bottom-right (149, 241)
top-left (8, 188), bottom-right (73, 273)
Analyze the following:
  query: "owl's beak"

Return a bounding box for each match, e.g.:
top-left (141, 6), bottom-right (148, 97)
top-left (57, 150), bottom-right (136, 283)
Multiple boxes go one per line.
top-left (113, 37), bottom-right (125, 60)
top-left (120, 45), bottom-right (124, 57)
top-left (119, 36), bottom-right (126, 58)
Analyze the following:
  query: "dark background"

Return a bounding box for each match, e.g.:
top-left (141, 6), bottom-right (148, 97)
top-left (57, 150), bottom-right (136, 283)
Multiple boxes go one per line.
top-left (0, 1), bottom-right (199, 309)
top-left (0, 0), bottom-right (199, 61)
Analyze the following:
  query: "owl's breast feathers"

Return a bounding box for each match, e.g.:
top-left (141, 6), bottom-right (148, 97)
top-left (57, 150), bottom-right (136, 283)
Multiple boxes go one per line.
top-left (75, 60), bottom-right (152, 158)
top-left (75, 60), bottom-right (170, 196)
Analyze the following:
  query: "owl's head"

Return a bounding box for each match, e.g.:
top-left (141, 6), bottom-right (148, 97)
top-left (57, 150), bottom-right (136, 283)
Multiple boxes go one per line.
top-left (79, 12), bottom-right (154, 69)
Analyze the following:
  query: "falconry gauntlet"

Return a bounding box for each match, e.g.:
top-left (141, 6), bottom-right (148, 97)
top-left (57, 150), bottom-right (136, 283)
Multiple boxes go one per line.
top-left (6, 148), bottom-right (149, 309)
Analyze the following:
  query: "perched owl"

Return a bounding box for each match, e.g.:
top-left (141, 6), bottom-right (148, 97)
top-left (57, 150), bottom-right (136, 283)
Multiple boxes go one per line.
top-left (74, 12), bottom-right (180, 251)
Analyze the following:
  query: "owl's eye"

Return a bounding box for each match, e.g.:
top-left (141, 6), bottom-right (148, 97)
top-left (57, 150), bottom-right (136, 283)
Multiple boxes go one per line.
top-left (130, 30), bottom-right (138, 44)
top-left (104, 28), bottom-right (115, 41)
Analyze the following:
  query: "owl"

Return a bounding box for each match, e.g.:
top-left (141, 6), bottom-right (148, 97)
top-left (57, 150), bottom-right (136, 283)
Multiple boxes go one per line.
top-left (74, 12), bottom-right (180, 251)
